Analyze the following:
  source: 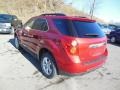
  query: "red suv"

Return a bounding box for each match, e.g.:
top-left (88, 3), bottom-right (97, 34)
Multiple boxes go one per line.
top-left (14, 13), bottom-right (108, 79)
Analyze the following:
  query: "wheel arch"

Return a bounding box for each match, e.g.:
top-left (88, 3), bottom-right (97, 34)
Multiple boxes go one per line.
top-left (38, 48), bottom-right (59, 74)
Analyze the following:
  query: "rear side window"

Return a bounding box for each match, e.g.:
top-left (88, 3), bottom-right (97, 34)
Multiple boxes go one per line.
top-left (53, 19), bottom-right (76, 36)
top-left (53, 19), bottom-right (105, 38)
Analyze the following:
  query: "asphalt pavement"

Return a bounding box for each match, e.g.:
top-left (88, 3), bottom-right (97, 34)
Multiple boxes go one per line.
top-left (0, 34), bottom-right (120, 90)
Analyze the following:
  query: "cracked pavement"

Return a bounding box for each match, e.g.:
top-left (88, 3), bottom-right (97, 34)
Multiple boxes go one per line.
top-left (0, 34), bottom-right (120, 90)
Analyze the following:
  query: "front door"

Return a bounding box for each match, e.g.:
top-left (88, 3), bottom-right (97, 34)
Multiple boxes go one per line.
top-left (20, 18), bottom-right (35, 51)
top-left (27, 18), bottom-right (49, 54)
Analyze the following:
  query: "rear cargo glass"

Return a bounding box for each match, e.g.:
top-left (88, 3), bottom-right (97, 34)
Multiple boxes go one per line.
top-left (53, 19), bottom-right (105, 38)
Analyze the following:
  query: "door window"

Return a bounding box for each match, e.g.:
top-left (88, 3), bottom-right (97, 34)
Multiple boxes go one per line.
top-left (24, 18), bottom-right (35, 29)
top-left (32, 18), bottom-right (48, 31)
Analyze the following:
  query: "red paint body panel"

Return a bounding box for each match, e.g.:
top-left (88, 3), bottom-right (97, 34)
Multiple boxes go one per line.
top-left (15, 15), bottom-right (108, 75)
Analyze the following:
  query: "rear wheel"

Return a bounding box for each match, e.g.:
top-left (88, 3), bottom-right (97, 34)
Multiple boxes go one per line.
top-left (110, 36), bottom-right (116, 43)
top-left (40, 52), bottom-right (57, 79)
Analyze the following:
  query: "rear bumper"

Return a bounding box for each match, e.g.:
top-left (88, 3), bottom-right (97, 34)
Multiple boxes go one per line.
top-left (60, 65), bottom-right (100, 76)
top-left (59, 56), bottom-right (107, 75)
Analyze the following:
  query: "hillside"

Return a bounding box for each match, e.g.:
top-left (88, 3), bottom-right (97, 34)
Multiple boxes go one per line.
top-left (0, 0), bottom-right (104, 23)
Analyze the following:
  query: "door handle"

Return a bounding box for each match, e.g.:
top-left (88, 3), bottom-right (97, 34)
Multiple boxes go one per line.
top-left (22, 32), bottom-right (28, 36)
top-left (32, 35), bottom-right (39, 39)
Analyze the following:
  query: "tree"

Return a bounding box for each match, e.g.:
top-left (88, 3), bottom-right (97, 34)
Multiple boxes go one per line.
top-left (89, 0), bottom-right (96, 19)
top-left (89, 0), bottom-right (102, 19)
top-left (68, 0), bottom-right (102, 19)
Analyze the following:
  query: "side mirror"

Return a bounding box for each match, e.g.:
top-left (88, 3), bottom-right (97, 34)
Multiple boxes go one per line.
top-left (17, 23), bottom-right (23, 28)
top-left (17, 20), bottom-right (23, 28)
top-left (12, 20), bottom-right (23, 29)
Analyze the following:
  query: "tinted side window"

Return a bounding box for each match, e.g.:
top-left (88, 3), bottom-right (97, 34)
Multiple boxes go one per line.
top-left (24, 18), bottom-right (35, 28)
top-left (53, 19), bottom-right (75, 36)
top-left (32, 18), bottom-right (48, 31)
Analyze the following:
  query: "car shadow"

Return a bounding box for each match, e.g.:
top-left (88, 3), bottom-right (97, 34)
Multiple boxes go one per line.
top-left (9, 38), bottom-right (42, 73)
top-left (0, 33), bottom-right (11, 35)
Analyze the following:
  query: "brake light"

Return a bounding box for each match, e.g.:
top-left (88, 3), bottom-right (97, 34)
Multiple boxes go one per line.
top-left (70, 47), bottom-right (77, 54)
top-left (71, 40), bottom-right (78, 46)
top-left (63, 40), bottom-right (79, 55)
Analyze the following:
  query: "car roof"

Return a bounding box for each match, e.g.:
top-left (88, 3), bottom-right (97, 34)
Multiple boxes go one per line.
top-left (34, 13), bottom-right (95, 22)
top-left (40, 16), bottom-right (95, 22)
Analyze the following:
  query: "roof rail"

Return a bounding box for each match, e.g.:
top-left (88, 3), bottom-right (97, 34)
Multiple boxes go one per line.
top-left (74, 16), bottom-right (87, 18)
top-left (40, 13), bottom-right (66, 16)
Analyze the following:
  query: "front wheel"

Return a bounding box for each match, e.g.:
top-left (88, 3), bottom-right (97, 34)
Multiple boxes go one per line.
top-left (40, 52), bottom-right (57, 79)
top-left (14, 37), bottom-right (21, 50)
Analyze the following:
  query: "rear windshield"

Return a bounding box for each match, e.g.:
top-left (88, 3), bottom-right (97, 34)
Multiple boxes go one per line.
top-left (53, 19), bottom-right (105, 38)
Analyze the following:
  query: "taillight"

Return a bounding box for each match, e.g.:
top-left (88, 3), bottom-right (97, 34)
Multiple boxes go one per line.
top-left (71, 40), bottom-right (78, 46)
top-left (63, 40), bottom-right (79, 55)
top-left (70, 47), bottom-right (77, 54)
top-left (61, 39), bottom-right (81, 63)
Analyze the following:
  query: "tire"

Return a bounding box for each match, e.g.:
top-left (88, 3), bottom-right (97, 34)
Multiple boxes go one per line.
top-left (110, 36), bottom-right (116, 43)
top-left (14, 37), bottom-right (21, 50)
top-left (40, 52), bottom-right (57, 79)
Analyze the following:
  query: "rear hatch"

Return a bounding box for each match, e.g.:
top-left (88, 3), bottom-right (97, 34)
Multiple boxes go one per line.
top-left (72, 20), bottom-right (107, 63)
top-left (53, 18), bottom-right (107, 63)
top-left (76, 37), bottom-right (106, 63)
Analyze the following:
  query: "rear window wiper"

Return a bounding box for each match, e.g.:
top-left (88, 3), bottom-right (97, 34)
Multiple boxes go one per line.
top-left (84, 34), bottom-right (99, 37)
